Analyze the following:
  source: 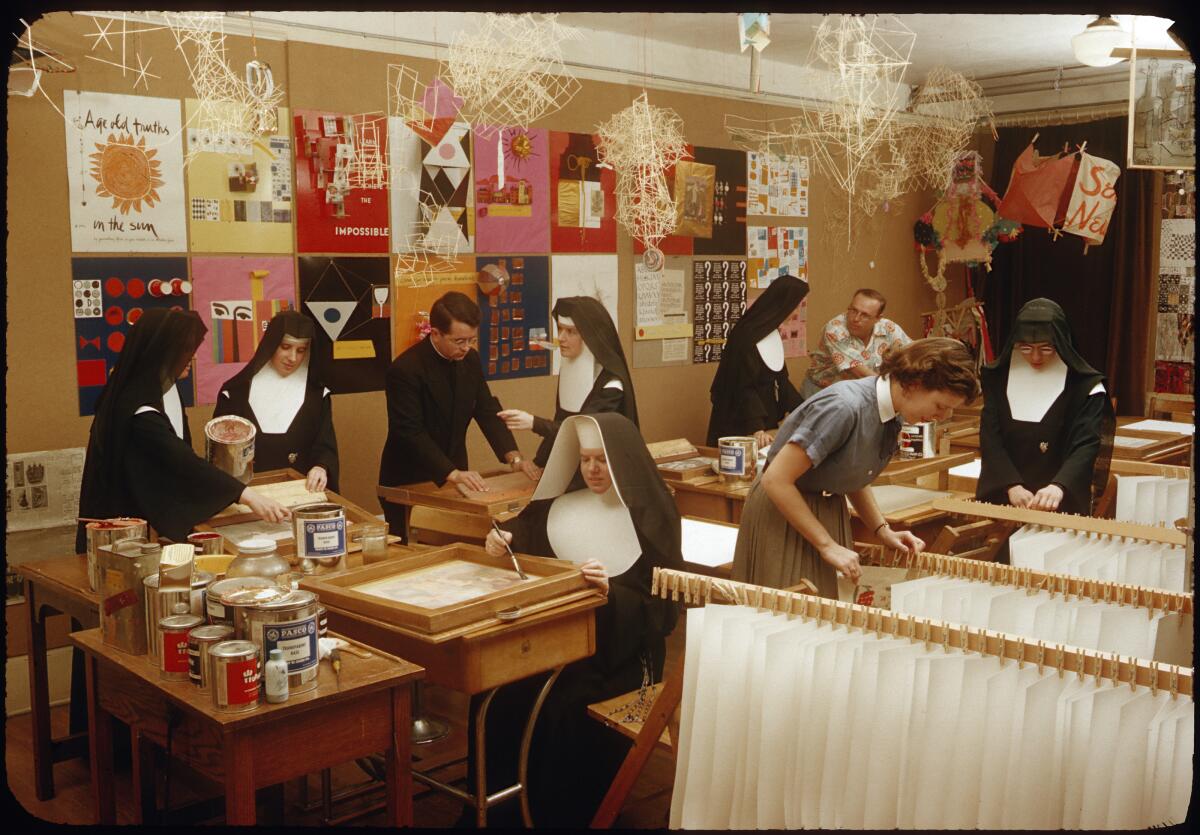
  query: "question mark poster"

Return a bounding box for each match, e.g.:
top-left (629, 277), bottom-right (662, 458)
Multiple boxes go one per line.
top-left (692, 259), bottom-right (747, 364)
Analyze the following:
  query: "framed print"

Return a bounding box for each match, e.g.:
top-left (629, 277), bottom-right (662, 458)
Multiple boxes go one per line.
top-left (1127, 50), bottom-right (1195, 170)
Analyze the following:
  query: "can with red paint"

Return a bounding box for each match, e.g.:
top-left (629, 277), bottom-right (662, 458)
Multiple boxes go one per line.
top-left (158, 613), bottom-right (203, 681)
top-left (209, 640), bottom-right (261, 712)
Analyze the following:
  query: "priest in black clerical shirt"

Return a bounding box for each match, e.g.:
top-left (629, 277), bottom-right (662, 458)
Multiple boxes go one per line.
top-left (378, 291), bottom-right (541, 539)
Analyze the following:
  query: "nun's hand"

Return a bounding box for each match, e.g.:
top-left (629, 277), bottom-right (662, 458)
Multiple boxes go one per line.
top-left (240, 488), bottom-right (292, 524)
top-left (579, 559), bottom-right (609, 595)
top-left (819, 542), bottom-right (862, 584)
top-left (1007, 485), bottom-right (1035, 508)
top-left (498, 409), bottom-right (534, 431)
top-left (485, 528), bottom-right (513, 557)
top-left (305, 466), bottom-right (328, 493)
top-left (1029, 484), bottom-right (1064, 512)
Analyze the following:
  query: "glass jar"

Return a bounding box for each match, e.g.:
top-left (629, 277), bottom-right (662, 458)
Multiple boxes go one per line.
top-left (225, 538), bottom-right (291, 589)
top-left (359, 523), bottom-right (389, 563)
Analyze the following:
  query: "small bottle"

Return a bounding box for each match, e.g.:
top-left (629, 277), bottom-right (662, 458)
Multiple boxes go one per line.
top-left (264, 648), bottom-right (289, 704)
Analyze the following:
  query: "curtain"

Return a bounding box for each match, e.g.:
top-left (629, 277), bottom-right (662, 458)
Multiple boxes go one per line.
top-left (972, 117), bottom-right (1158, 413)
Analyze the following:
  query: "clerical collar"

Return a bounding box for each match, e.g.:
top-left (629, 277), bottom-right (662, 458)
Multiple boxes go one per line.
top-left (876, 374), bottom-right (897, 423)
top-left (428, 336), bottom-right (456, 362)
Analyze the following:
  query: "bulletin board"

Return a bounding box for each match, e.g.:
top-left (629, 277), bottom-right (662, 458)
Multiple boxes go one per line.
top-left (632, 255), bottom-right (695, 369)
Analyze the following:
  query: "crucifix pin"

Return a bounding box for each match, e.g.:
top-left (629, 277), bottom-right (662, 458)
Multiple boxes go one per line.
top-left (1039, 442), bottom-right (1049, 453)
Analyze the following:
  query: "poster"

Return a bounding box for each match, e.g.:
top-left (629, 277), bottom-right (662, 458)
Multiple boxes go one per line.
top-left (633, 145), bottom-right (696, 256)
top-left (692, 259), bottom-right (747, 364)
top-left (6, 448), bottom-right (86, 532)
top-left (185, 101), bottom-right (293, 252)
top-left (673, 160), bottom-right (716, 239)
top-left (693, 146), bottom-right (748, 255)
top-left (548, 254), bottom-right (619, 375)
top-left (747, 225), bottom-right (807, 288)
top-left (1128, 55), bottom-right (1195, 170)
top-left (71, 257), bottom-right (194, 416)
top-left (293, 110), bottom-right (390, 253)
top-left (190, 256), bottom-right (296, 405)
top-left (390, 256), bottom-right (477, 353)
top-left (549, 131), bottom-right (617, 252)
top-left (747, 151), bottom-right (808, 218)
top-left (474, 126), bottom-right (550, 254)
top-left (476, 256), bottom-right (551, 380)
top-left (1161, 170), bottom-right (1195, 218)
top-left (1155, 217), bottom-right (1195, 369)
top-left (297, 256), bottom-right (392, 393)
top-left (390, 112), bottom-right (474, 255)
top-left (1154, 361), bottom-right (1193, 394)
top-left (1061, 151), bottom-right (1120, 246)
top-left (635, 264), bottom-right (691, 340)
top-left (63, 91), bottom-right (186, 252)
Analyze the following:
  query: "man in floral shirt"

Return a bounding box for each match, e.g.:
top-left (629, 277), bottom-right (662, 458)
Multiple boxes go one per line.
top-left (801, 288), bottom-right (911, 398)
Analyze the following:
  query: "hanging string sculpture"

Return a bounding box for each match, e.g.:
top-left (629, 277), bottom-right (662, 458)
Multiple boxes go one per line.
top-left (921, 296), bottom-right (993, 374)
top-left (913, 151), bottom-right (1022, 307)
top-left (82, 13), bottom-right (163, 91)
top-left (899, 66), bottom-right (997, 194)
top-left (595, 92), bottom-right (691, 268)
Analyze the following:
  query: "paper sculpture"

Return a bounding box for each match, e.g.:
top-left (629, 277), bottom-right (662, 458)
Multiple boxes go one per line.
top-left (632, 150), bottom-right (697, 258)
top-left (549, 131), bottom-right (618, 252)
top-left (738, 13), bottom-right (771, 52)
top-left (692, 146), bottom-right (748, 255)
top-left (692, 260), bottom-right (748, 364)
top-left (921, 296), bottom-right (991, 374)
top-left (82, 13), bottom-right (163, 91)
top-left (475, 256), bottom-right (551, 381)
top-left (474, 126), bottom-right (550, 254)
top-left (1061, 150), bottom-right (1121, 246)
top-left (298, 257), bottom-right (393, 393)
top-left (596, 92), bottom-right (691, 263)
top-left (899, 66), bottom-right (996, 194)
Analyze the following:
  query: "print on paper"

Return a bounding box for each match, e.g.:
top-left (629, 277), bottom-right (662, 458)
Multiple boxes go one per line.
top-left (474, 126), bottom-right (550, 254)
top-left (298, 257), bottom-right (392, 393)
top-left (549, 131), bottom-right (617, 252)
top-left (391, 256), bottom-right (477, 353)
top-left (476, 255), bottom-right (551, 380)
top-left (747, 225), bottom-right (807, 288)
top-left (548, 254), bottom-right (619, 375)
top-left (693, 146), bottom-right (748, 255)
top-left (390, 109), bottom-right (475, 255)
top-left (1129, 56), bottom-right (1195, 170)
top-left (674, 160), bottom-right (716, 239)
top-left (747, 151), bottom-right (808, 218)
top-left (692, 259), bottom-right (747, 364)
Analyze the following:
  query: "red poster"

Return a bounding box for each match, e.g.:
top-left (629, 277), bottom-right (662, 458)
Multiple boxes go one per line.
top-left (633, 144), bottom-right (695, 256)
top-left (549, 131), bottom-right (617, 252)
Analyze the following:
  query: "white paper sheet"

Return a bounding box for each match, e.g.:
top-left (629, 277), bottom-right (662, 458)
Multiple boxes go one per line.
top-left (680, 517), bottom-right (739, 568)
top-left (1120, 419), bottom-right (1194, 435)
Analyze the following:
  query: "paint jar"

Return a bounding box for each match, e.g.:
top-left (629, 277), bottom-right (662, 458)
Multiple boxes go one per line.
top-left (98, 539), bottom-right (159, 655)
top-left (187, 531), bottom-right (225, 555)
top-left (264, 649), bottom-right (289, 704)
top-left (226, 538), bottom-right (292, 587)
top-left (243, 590), bottom-right (321, 696)
top-left (85, 517), bottom-right (147, 592)
top-left (718, 436), bottom-right (759, 483)
top-left (204, 415), bottom-right (256, 484)
top-left (159, 611), bottom-right (203, 681)
top-left (207, 575), bottom-right (288, 634)
top-left (209, 640), bottom-right (261, 712)
top-left (358, 523), bottom-right (389, 563)
top-left (188, 624), bottom-right (234, 690)
top-left (144, 570), bottom-right (214, 659)
top-left (292, 503), bottom-right (346, 575)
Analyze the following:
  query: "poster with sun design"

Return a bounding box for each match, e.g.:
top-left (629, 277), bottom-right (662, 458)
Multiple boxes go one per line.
top-left (473, 127), bottom-right (550, 254)
top-left (64, 91), bottom-right (186, 252)
top-left (71, 257), bottom-right (194, 416)
top-left (190, 256), bottom-right (297, 405)
top-left (298, 256), bottom-right (392, 394)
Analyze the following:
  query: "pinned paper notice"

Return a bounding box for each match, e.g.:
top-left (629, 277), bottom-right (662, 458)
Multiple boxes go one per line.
top-left (662, 338), bottom-right (689, 362)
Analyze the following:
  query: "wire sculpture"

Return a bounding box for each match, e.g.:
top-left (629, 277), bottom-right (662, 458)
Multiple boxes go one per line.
top-left (82, 13), bottom-right (163, 90)
top-left (900, 65), bottom-right (996, 194)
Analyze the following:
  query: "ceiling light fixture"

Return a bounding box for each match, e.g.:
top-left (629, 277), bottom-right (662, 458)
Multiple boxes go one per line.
top-left (1071, 15), bottom-right (1132, 67)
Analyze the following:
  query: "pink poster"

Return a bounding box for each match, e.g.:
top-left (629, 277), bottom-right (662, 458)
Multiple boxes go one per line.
top-left (473, 126), bottom-right (550, 254)
top-left (191, 256), bottom-right (297, 405)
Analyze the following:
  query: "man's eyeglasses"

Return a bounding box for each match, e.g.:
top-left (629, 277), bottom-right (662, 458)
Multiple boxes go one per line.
top-left (447, 336), bottom-right (479, 348)
top-left (846, 307), bottom-right (878, 322)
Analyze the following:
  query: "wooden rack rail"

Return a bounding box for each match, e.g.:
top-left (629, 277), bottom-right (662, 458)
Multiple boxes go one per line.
top-left (931, 496), bottom-right (1188, 546)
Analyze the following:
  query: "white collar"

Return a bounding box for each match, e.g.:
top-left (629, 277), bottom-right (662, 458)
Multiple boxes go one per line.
top-left (558, 344), bottom-right (599, 412)
top-left (163, 384), bottom-right (185, 439)
top-left (876, 374), bottom-right (897, 424)
top-left (755, 330), bottom-right (785, 372)
top-left (429, 336), bottom-right (455, 362)
top-left (249, 362), bottom-right (308, 433)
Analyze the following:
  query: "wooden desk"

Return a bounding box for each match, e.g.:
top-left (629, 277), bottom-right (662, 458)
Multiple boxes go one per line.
top-left (949, 422), bottom-right (1192, 465)
top-left (874, 451), bottom-right (977, 489)
top-left (71, 627), bottom-right (423, 826)
top-left (377, 470), bottom-right (538, 540)
top-left (21, 553), bottom-right (98, 801)
top-left (667, 476), bottom-right (750, 524)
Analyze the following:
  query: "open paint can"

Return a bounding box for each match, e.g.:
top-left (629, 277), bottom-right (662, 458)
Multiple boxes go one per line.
top-left (899, 421), bottom-right (936, 459)
top-left (292, 503), bottom-right (346, 575)
top-left (207, 576), bottom-right (288, 634)
top-left (204, 415), bottom-right (256, 484)
top-left (718, 436), bottom-right (758, 483)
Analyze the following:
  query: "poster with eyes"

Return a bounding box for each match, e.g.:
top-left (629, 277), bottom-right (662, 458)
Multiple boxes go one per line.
top-left (692, 259), bottom-right (747, 364)
top-left (298, 256), bottom-right (392, 393)
top-left (190, 256), bottom-right (297, 404)
top-left (71, 257), bottom-right (194, 416)
top-left (475, 255), bottom-right (551, 381)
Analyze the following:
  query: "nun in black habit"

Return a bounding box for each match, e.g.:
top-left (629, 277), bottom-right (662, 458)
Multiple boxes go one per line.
top-left (213, 310), bottom-right (339, 492)
top-left (473, 413), bottom-right (681, 828)
top-left (706, 275), bottom-right (809, 447)
top-left (76, 308), bottom-right (291, 555)
top-left (498, 295), bottom-right (639, 467)
top-left (977, 297), bottom-right (1115, 518)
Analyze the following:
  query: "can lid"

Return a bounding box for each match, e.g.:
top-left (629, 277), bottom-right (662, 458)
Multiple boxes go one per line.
top-left (159, 613), bottom-right (203, 629)
top-left (292, 502), bottom-right (344, 515)
top-left (189, 624), bottom-right (234, 641)
top-left (222, 585), bottom-right (288, 606)
top-left (236, 537), bottom-right (277, 556)
top-left (209, 575), bottom-right (275, 594)
top-left (255, 589), bottom-right (318, 610)
top-left (210, 639), bottom-right (259, 657)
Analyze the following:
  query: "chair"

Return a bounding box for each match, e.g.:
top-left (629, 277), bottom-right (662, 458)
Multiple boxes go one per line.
top-left (1144, 391), bottom-right (1194, 422)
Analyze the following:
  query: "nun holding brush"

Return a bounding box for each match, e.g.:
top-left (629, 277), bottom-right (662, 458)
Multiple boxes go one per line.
top-left (213, 309), bottom-right (339, 493)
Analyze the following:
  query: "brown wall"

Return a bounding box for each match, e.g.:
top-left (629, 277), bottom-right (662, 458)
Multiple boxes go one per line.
top-left (7, 13), bottom-right (957, 514)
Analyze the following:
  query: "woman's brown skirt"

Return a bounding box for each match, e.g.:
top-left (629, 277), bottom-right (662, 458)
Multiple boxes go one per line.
top-left (731, 479), bottom-right (851, 599)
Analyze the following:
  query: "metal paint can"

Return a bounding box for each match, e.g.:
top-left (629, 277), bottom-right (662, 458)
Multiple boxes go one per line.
top-left (187, 531), bottom-right (225, 555)
top-left (98, 539), bottom-right (158, 655)
top-left (317, 605), bottom-right (328, 639)
top-left (718, 436), bottom-right (759, 483)
top-left (188, 624), bottom-right (234, 690)
top-left (209, 640), bottom-right (261, 712)
top-left (244, 590), bottom-right (320, 695)
top-left (206, 576), bottom-right (288, 634)
top-left (159, 613), bottom-right (203, 681)
top-left (899, 421), bottom-right (936, 460)
top-left (144, 571), bottom-right (214, 659)
top-left (292, 503), bottom-right (346, 575)
top-left (204, 415), bottom-right (256, 484)
top-left (85, 517), bottom-right (147, 592)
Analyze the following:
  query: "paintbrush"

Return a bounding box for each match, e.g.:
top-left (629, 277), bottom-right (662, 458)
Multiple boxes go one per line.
top-left (491, 519), bottom-right (529, 580)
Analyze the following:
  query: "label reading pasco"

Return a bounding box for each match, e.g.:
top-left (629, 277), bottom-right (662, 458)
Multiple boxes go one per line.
top-left (263, 616), bottom-right (319, 672)
top-left (302, 518), bottom-right (345, 557)
top-left (719, 446), bottom-right (746, 476)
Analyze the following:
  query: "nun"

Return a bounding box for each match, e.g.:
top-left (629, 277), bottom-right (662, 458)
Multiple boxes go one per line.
top-left (213, 310), bottom-right (339, 492)
top-left (76, 308), bottom-right (290, 555)
top-left (706, 275), bottom-right (809, 448)
top-left (498, 296), bottom-right (638, 466)
top-left (475, 413), bottom-right (681, 827)
top-left (977, 297), bottom-right (1115, 517)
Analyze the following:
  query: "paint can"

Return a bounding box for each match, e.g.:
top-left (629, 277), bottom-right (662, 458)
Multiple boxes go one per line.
top-left (206, 576), bottom-right (288, 634)
top-left (204, 415), bottom-right (256, 484)
top-left (717, 436), bottom-right (758, 483)
top-left (188, 624), bottom-right (234, 690)
top-left (209, 640), bottom-right (261, 712)
top-left (158, 612), bottom-right (203, 681)
top-left (292, 503), bottom-right (346, 575)
top-left (187, 531), bottom-right (225, 555)
top-left (899, 421), bottom-right (936, 460)
top-left (98, 539), bottom-right (159, 655)
top-left (243, 590), bottom-right (320, 695)
top-left (317, 604), bottom-right (328, 639)
top-left (84, 517), bottom-right (147, 592)
top-left (144, 570), bottom-right (214, 659)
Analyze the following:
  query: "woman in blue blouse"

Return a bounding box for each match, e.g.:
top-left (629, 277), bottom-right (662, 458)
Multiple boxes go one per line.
top-left (732, 338), bottom-right (980, 597)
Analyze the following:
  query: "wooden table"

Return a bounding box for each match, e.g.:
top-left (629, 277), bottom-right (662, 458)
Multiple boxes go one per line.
top-left (21, 553), bottom-right (98, 801)
top-left (948, 419), bottom-right (1192, 465)
top-left (377, 470), bottom-right (538, 543)
top-left (71, 627), bottom-right (424, 826)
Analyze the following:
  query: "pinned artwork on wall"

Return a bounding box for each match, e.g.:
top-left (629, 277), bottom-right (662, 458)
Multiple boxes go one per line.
top-left (549, 131), bottom-right (617, 252)
top-left (1128, 54), bottom-right (1195, 170)
top-left (1155, 219), bottom-right (1195, 368)
top-left (475, 255), bottom-right (551, 380)
top-left (190, 256), bottom-right (296, 405)
top-left (692, 259), bottom-right (748, 364)
top-left (673, 160), bottom-right (716, 239)
top-left (747, 225), bottom-right (806, 288)
top-left (390, 100), bottom-right (475, 255)
top-left (63, 91), bottom-right (186, 252)
top-left (747, 151), bottom-right (808, 219)
top-left (293, 110), bottom-right (390, 253)
top-left (185, 101), bottom-right (293, 252)
top-left (693, 146), bottom-right (748, 255)
top-left (549, 254), bottom-right (619, 374)
top-left (390, 256), bottom-right (477, 353)
top-left (474, 126), bottom-right (550, 254)
top-left (71, 257), bottom-right (194, 416)
top-left (298, 256), bottom-right (392, 393)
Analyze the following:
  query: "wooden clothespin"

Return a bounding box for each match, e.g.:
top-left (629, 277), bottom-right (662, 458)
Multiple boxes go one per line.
top-left (1149, 661), bottom-right (1159, 697)
top-left (941, 623), bottom-right (951, 654)
top-left (998, 633), bottom-right (1007, 667)
top-left (1076, 651), bottom-right (1086, 684)
top-left (1016, 636), bottom-right (1026, 669)
top-left (1169, 666), bottom-right (1179, 701)
top-left (1128, 657), bottom-right (1137, 693)
top-left (1110, 655), bottom-right (1119, 689)
top-left (1036, 641), bottom-right (1046, 675)
top-left (1056, 645), bottom-right (1065, 680)
top-left (960, 622), bottom-right (969, 655)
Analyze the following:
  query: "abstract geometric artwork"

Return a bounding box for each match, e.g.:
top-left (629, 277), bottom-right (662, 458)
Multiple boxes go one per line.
top-left (391, 257), bottom-right (477, 353)
top-left (185, 100), bottom-right (293, 252)
top-left (390, 110), bottom-right (474, 256)
top-left (298, 257), bottom-right (392, 393)
top-left (293, 110), bottom-right (390, 253)
top-left (549, 131), bottom-right (617, 252)
top-left (474, 126), bottom-right (550, 254)
top-left (900, 66), bottom-right (995, 194)
top-left (631, 152), bottom-right (696, 258)
top-left (747, 151), bottom-right (808, 218)
top-left (549, 254), bottom-right (619, 375)
top-left (692, 146), bottom-right (748, 256)
top-left (190, 256), bottom-right (296, 405)
top-left (747, 225), bottom-right (807, 288)
top-left (64, 91), bottom-right (186, 252)
top-left (71, 257), bottom-right (194, 416)
top-left (475, 255), bottom-right (551, 381)
top-left (692, 259), bottom-right (748, 364)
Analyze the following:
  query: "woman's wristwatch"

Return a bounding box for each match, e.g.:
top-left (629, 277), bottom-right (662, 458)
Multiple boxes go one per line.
top-left (873, 521), bottom-right (891, 536)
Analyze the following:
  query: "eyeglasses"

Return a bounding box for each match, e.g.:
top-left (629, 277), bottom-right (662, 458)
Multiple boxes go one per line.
top-left (1016, 343), bottom-right (1056, 358)
top-left (846, 307), bottom-right (878, 322)
top-left (447, 336), bottom-right (479, 348)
